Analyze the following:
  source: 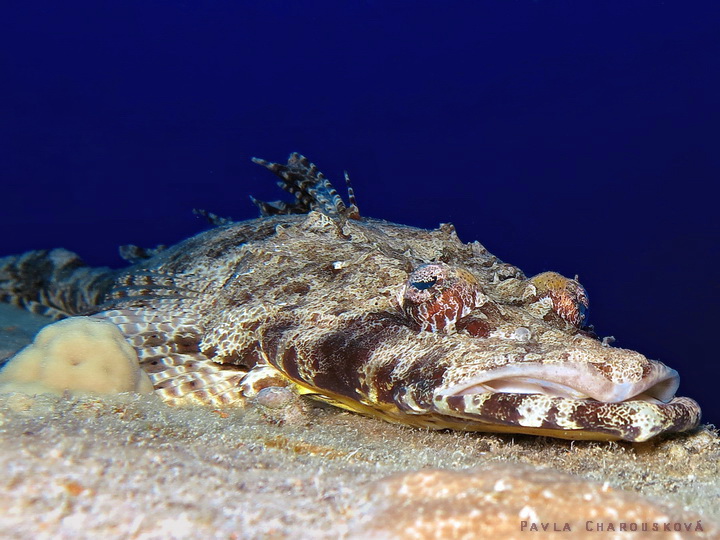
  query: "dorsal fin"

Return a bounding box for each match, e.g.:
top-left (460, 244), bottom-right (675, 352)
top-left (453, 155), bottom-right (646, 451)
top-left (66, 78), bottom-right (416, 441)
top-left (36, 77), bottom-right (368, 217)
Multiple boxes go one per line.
top-left (91, 268), bottom-right (201, 315)
top-left (343, 171), bottom-right (360, 220)
top-left (191, 208), bottom-right (234, 228)
top-left (251, 152), bottom-right (360, 219)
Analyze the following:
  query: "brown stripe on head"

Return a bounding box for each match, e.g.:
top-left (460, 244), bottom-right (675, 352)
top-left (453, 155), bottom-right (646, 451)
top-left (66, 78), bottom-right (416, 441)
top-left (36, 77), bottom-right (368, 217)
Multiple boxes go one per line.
top-left (262, 312), bottom-right (413, 402)
top-left (306, 313), bottom-right (412, 400)
top-left (388, 346), bottom-right (449, 412)
top-left (455, 316), bottom-right (494, 338)
top-left (260, 315), bottom-right (297, 361)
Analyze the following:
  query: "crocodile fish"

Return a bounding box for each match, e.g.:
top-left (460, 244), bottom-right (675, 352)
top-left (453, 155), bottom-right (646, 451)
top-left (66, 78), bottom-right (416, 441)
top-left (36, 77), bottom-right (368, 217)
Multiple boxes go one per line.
top-left (0, 153), bottom-right (701, 442)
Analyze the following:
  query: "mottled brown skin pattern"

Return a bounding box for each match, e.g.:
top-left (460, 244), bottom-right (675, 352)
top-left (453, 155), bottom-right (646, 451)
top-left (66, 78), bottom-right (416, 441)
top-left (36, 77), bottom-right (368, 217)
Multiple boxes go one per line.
top-left (0, 154), bottom-right (701, 442)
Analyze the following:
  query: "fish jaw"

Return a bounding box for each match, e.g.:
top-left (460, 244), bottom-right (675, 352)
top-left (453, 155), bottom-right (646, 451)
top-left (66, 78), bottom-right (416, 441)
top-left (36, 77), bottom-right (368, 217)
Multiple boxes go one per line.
top-left (418, 349), bottom-right (700, 442)
top-left (429, 392), bottom-right (701, 442)
top-left (433, 360), bottom-right (681, 404)
top-left (258, 311), bottom-right (701, 442)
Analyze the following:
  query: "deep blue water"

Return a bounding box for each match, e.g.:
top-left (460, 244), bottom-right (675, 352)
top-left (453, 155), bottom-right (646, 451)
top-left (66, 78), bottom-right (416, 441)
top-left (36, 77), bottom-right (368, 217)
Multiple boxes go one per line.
top-left (2, 1), bottom-right (718, 427)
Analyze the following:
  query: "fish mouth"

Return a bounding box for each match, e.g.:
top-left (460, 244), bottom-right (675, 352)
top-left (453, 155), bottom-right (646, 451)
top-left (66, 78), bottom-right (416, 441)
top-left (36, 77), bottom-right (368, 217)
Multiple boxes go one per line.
top-left (435, 361), bottom-right (680, 404)
top-left (428, 361), bottom-right (700, 442)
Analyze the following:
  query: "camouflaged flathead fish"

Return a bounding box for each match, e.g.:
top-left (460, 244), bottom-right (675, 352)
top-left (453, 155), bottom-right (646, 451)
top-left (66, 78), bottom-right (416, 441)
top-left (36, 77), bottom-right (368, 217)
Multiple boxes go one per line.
top-left (0, 153), bottom-right (701, 441)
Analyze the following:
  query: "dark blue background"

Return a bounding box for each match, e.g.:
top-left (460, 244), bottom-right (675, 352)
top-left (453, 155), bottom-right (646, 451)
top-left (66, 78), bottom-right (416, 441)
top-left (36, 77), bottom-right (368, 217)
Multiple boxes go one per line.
top-left (2, 1), bottom-right (718, 427)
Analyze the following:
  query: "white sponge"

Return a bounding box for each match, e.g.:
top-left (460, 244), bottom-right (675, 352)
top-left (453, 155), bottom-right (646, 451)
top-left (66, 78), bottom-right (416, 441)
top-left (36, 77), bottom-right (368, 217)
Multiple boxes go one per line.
top-left (0, 316), bottom-right (153, 396)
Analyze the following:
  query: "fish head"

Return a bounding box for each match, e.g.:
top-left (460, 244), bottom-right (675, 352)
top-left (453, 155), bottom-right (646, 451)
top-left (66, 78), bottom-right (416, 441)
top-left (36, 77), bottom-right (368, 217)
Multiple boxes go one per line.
top-left (207, 212), bottom-right (700, 442)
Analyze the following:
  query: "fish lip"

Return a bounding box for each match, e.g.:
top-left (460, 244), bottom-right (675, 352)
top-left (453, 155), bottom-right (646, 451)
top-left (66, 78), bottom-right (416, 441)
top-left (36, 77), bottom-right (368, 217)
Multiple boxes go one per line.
top-left (435, 361), bottom-right (680, 404)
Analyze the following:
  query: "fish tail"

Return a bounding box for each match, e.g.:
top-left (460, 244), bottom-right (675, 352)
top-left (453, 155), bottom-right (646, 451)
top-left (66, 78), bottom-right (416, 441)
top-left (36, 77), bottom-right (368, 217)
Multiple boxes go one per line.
top-left (0, 248), bottom-right (117, 319)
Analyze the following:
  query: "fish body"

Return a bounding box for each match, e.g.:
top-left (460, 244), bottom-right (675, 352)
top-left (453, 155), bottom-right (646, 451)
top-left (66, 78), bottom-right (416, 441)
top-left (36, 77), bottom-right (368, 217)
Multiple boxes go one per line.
top-left (0, 154), bottom-right (701, 441)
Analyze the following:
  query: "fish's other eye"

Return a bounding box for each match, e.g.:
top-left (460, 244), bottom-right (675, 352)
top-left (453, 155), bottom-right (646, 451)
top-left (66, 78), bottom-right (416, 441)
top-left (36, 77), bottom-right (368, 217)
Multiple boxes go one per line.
top-left (399, 263), bottom-right (484, 333)
top-left (523, 271), bottom-right (589, 328)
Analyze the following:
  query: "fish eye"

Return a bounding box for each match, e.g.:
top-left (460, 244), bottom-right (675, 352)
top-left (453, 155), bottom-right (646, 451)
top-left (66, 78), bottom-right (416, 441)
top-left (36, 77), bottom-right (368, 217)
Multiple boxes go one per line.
top-left (411, 278), bottom-right (437, 291)
top-left (400, 263), bottom-right (482, 333)
top-left (524, 272), bottom-right (589, 328)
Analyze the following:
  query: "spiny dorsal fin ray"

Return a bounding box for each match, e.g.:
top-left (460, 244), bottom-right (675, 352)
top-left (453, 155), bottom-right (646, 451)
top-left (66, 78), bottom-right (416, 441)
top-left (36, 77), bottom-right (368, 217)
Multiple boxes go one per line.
top-left (113, 270), bottom-right (200, 296)
top-left (251, 152), bottom-right (360, 219)
top-left (344, 171), bottom-right (361, 219)
top-left (192, 208), bottom-right (235, 228)
top-left (92, 269), bottom-right (200, 312)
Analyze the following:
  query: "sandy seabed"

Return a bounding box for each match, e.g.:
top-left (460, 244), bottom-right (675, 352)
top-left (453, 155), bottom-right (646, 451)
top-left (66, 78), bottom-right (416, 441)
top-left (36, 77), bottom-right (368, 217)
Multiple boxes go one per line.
top-left (0, 303), bottom-right (718, 539)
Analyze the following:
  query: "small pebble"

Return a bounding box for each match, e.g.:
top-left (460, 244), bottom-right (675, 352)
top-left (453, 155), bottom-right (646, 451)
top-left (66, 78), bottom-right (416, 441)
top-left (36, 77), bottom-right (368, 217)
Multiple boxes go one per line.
top-left (256, 386), bottom-right (295, 409)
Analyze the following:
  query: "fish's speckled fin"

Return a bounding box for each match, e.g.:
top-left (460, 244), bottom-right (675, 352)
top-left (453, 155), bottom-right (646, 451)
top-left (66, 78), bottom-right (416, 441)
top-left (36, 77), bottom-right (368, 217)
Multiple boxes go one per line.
top-left (251, 152), bottom-right (359, 219)
top-left (146, 353), bottom-right (246, 407)
top-left (101, 269), bottom-right (198, 308)
top-left (95, 309), bottom-right (246, 407)
top-left (0, 248), bottom-right (118, 319)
